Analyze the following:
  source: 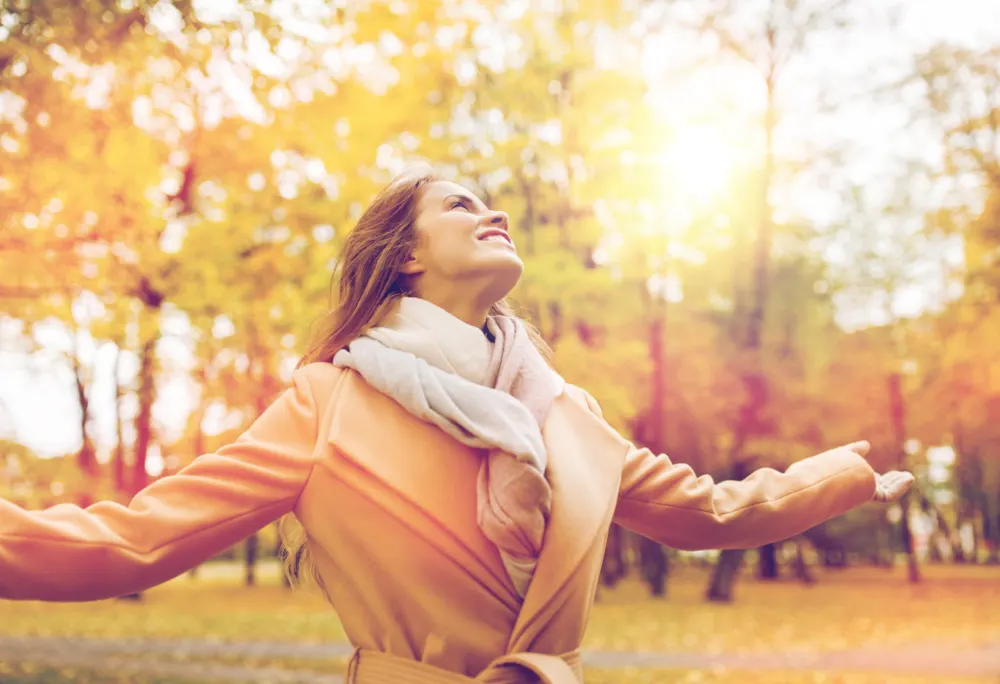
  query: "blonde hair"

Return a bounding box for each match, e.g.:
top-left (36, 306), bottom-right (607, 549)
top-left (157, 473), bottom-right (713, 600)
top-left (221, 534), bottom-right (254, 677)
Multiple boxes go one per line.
top-left (278, 166), bottom-right (552, 590)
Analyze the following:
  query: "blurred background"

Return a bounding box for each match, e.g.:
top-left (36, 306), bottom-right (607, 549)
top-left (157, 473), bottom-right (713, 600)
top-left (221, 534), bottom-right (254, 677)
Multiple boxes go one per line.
top-left (1, 1), bottom-right (998, 683)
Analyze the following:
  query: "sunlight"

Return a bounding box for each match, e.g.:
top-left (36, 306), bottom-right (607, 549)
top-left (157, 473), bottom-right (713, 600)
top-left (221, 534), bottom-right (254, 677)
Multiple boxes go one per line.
top-left (658, 123), bottom-right (735, 208)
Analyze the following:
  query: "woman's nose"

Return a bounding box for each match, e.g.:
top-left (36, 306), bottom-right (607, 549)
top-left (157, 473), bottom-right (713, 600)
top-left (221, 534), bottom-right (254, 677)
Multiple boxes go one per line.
top-left (485, 211), bottom-right (509, 230)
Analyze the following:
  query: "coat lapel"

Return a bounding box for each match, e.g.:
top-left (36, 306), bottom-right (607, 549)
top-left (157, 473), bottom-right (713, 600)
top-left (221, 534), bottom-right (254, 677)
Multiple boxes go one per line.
top-left (505, 389), bottom-right (627, 652)
top-left (327, 372), bottom-right (522, 610)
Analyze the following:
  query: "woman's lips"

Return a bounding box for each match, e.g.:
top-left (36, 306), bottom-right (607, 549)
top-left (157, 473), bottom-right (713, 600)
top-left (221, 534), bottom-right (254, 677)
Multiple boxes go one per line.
top-left (476, 229), bottom-right (515, 249)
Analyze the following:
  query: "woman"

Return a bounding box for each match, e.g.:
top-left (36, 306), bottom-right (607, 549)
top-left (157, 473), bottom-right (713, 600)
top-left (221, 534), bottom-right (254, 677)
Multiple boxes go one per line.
top-left (0, 167), bottom-right (913, 683)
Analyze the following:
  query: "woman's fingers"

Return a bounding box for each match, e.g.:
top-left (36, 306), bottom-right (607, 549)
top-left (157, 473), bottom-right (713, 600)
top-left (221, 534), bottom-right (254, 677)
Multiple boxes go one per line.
top-left (873, 470), bottom-right (915, 502)
top-left (845, 441), bottom-right (871, 457)
top-left (827, 442), bottom-right (914, 502)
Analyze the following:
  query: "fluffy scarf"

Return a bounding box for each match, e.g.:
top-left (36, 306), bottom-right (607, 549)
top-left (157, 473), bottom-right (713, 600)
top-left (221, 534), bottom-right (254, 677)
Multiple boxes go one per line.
top-left (332, 297), bottom-right (563, 597)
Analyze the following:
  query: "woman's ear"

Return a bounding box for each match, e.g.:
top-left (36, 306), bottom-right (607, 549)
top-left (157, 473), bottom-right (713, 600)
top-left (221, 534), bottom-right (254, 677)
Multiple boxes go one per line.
top-left (399, 254), bottom-right (425, 275)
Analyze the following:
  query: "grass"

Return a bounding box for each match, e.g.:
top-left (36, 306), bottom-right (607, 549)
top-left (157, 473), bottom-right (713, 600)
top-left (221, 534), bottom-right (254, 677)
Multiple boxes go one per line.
top-left (581, 670), bottom-right (999, 684)
top-left (586, 563), bottom-right (999, 654)
top-left (1, 582), bottom-right (348, 644)
top-left (0, 560), bottom-right (347, 643)
top-left (0, 663), bottom-right (996, 684)
top-left (0, 663), bottom-right (215, 684)
top-left (0, 562), bottom-right (996, 684)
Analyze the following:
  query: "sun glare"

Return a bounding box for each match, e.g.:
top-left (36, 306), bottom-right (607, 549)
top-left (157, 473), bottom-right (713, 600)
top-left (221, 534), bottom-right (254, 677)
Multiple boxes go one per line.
top-left (658, 124), bottom-right (735, 207)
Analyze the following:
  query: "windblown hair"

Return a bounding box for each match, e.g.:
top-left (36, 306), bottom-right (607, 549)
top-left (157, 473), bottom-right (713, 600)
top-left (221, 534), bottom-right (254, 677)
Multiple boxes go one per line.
top-left (278, 165), bottom-right (552, 591)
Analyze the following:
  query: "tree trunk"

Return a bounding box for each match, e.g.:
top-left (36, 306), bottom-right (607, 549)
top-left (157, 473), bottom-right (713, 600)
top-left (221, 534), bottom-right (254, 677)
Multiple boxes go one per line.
top-left (707, 549), bottom-right (744, 601)
top-left (638, 535), bottom-right (669, 597)
top-left (953, 513), bottom-right (967, 563)
top-left (118, 335), bottom-right (157, 603)
top-left (245, 533), bottom-right (258, 587)
top-left (985, 492), bottom-right (1000, 564)
top-left (631, 313), bottom-right (671, 598)
top-left (131, 336), bottom-right (156, 495)
top-left (70, 336), bottom-right (98, 509)
top-left (243, 326), bottom-right (280, 589)
top-left (112, 346), bottom-right (127, 496)
top-left (887, 373), bottom-right (921, 583)
top-left (970, 504), bottom-right (981, 562)
top-left (900, 495), bottom-right (920, 581)
top-left (757, 543), bottom-right (780, 580)
top-left (706, 457), bottom-right (753, 601)
top-left (707, 39), bottom-right (778, 603)
top-left (600, 524), bottom-right (627, 588)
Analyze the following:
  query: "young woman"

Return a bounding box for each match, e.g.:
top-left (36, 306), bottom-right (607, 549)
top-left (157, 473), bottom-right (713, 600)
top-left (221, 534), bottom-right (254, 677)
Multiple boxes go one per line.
top-left (0, 167), bottom-right (913, 683)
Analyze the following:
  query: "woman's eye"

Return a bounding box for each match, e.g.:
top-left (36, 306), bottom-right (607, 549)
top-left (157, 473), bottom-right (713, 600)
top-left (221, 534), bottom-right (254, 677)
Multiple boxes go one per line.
top-left (450, 200), bottom-right (469, 211)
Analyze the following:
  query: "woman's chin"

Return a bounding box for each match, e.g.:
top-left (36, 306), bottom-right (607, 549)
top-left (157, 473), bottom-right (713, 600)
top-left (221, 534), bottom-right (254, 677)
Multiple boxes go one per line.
top-left (473, 246), bottom-right (523, 270)
top-left (478, 256), bottom-right (524, 300)
top-left (493, 252), bottom-right (525, 277)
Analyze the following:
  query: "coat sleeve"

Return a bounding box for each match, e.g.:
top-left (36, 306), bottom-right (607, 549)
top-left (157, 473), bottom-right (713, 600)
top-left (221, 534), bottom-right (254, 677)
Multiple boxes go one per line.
top-left (572, 386), bottom-right (877, 551)
top-left (0, 366), bottom-right (322, 602)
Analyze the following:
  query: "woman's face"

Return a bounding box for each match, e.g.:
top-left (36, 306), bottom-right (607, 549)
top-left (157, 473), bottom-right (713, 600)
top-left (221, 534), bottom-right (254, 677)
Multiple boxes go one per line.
top-left (402, 180), bottom-right (523, 304)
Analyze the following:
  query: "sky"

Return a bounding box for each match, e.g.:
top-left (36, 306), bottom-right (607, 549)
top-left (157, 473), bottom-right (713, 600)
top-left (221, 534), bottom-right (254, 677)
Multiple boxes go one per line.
top-left (2, 0), bottom-right (1000, 464)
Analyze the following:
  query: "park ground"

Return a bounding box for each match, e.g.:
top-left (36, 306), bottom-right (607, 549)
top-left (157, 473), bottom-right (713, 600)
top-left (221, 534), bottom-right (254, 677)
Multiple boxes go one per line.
top-left (0, 562), bottom-right (997, 684)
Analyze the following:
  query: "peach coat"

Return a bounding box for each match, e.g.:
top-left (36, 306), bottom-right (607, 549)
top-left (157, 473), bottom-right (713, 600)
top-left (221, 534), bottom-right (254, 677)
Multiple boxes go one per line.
top-left (0, 362), bottom-right (877, 683)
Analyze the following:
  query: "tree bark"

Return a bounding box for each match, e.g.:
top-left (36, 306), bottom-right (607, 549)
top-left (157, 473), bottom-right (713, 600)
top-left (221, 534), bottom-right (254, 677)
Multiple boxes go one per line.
top-left (131, 336), bottom-right (156, 495)
top-left (707, 550), bottom-right (744, 601)
top-left (887, 373), bottom-right (921, 583)
top-left (971, 504), bottom-right (981, 562)
top-left (638, 535), bottom-right (669, 597)
top-left (707, 460), bottom-right (753, 601)
top-left (70, 333), bottom-right (98, 509)
top-left (118, 334), bottom-right (157, 603)
top-left (112, 346), bottom-right (127, 496)
top-left (756, 543), bottom-right (780, 580)
top-left (985, 492), bottom-right (1000, 564)
top-left (953, 510), bottom-right (967, 563)
top-left (637, 314), bottom-right (671, 597)
top-left (245, 533), bottom-right (258, 587)
top-left (600, 524), bottom-right (627, 588)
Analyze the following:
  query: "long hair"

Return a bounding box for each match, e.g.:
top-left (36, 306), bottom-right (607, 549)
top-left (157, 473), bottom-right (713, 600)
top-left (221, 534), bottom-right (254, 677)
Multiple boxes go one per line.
top-left (278, 166), bottom-right (553, 590)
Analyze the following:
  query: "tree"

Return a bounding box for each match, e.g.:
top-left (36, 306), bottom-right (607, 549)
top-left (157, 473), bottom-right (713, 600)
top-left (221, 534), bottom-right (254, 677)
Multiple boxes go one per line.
top-left (651, 0), bottom-right (871, 601)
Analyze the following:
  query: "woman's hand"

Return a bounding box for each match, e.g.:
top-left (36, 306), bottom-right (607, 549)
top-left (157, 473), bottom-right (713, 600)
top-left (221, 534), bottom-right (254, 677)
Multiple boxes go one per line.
top-left (843, 441), bottom-right (915, 503)
top-left (873, 470), bottom-right (915, 502)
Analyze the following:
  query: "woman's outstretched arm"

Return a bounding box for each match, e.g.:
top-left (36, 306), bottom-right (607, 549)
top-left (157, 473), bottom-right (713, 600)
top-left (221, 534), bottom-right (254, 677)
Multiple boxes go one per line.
top-left (614, 440), bottom-right (877, 550)
top-left (0, 366), bottom-right (322, 602)
top-left (572, 387), bottom-right (906, 551)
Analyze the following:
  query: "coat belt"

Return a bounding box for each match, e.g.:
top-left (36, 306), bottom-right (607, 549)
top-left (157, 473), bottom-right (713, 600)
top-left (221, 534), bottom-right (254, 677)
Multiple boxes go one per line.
top-left (345, 646), bottom-right (583, 683)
